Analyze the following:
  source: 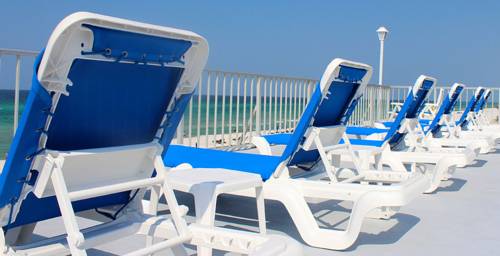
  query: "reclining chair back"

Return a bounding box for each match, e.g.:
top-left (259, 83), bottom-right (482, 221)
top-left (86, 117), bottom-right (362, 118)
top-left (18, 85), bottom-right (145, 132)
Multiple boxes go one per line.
top-left (162, 59), bottom-right (372, 180)
top-left (475, 89), bottom-right (492, 113)
top-left (384, 76), bottom-right (436, 148)
top-left (284, 60), bottom-right (372, 165)
top-left (0, 12), bottom-right (208, 230)
top-left (457, 87), bottom-right (485, 128)
top-left (426, 83), bottom-right (464, 135)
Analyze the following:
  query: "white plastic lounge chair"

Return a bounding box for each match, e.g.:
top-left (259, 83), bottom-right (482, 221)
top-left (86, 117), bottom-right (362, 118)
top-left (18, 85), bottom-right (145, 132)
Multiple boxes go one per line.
top-left (470, 89), bottom-right (500, 133)
top-left (453, 88), bottom-right (500, 143)
top-left (357, 80), bottom-right (486, 157)
top-left (160, 59), bottom-right (430, 250)
top-left (0, 12), bottom-right (301, 256)
top-left (472, 89), bottom-right (496, 128)
top-left (254, 76), bottom-right (471, 193)
top-left (342, 78), bottom-right (483, 190)
top-left (377, 83), bottom-right (489, 156)
top-left (418, 84), bottom-right (495, 153)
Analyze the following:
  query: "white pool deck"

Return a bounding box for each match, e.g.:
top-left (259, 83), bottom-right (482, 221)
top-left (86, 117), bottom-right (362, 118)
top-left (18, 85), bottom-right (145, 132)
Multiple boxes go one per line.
top-left (24, 145), bottom-right (500, 255)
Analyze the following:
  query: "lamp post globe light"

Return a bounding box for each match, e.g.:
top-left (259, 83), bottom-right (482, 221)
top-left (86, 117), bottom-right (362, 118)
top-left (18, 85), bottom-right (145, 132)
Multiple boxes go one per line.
top-left (377, 26), bottom-right (389, 85)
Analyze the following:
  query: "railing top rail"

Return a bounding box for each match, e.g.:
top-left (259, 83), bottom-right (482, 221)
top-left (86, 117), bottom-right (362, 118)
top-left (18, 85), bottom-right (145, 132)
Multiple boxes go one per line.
top-left (204, 70), bottom-right (392, 88)
top-left (389, 85), bottom-right (496, 90)
top-left (0, 48), bottom-right (39, 56)
top-left (204, 69), bottom-right (317, 82)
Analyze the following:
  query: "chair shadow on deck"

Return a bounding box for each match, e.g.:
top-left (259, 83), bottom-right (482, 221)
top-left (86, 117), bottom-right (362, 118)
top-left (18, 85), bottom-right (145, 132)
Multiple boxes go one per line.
top-left (464, 159), bottom-right (487, 168)
top-left (171, 192), bottom-right (421, 251)
top-left (23, 234), bottom-right (115, 256)
top-left (345, 213), bottom-right (420, 251)
top-left (430, 178), bottom-right (467, 194)
top-left (490, 147), bottom-right (500, 154)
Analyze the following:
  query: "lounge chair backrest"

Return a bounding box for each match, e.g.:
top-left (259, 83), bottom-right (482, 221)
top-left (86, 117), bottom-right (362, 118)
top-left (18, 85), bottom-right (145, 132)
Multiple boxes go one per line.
top-left (384, 75), bottom-right (436, 147)
top-left (475, 89), bottom-right (491, 112)
top-left (0, 12), bottom-right (208, 229)
top-left (281, 59), bottom-right (372, 165)
top-left (457, 87), bottom-right (485, 127)
top-left (426, 83), bottom-right (464, 135)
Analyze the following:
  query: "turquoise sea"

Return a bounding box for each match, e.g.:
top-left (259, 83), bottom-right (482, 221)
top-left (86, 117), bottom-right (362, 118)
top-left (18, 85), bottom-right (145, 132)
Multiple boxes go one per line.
top-left (1, 89), bottom-right (494, 158)
top-left (0, 90), bottom-right (28, 158)
top-left (0, 90), bottom-right (307, 157)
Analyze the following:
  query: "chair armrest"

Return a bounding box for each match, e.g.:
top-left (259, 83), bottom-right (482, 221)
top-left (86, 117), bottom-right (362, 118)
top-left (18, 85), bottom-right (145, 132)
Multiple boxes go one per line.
top-left (251, 136), bottom-right (273, 156)
top-left (373, 122), bottom-right (390, 129)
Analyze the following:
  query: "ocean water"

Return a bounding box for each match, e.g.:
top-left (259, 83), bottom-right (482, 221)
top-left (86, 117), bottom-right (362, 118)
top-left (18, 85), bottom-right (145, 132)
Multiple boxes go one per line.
top-left (0, 90), bottom-right (305, 157)
top-left (0, 90), bottom-right (28, 158)
top-left (1, 89), bottom-right (492, 158)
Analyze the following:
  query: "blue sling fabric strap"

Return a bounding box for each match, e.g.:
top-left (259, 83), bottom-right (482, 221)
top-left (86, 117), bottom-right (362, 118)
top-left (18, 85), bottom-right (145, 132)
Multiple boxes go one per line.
top-left (475, 90), bottom-right (491, 112)
top-left (457, 88), bottom-right (485, 127)
top-left (1, 24), bottom-right (193, 229)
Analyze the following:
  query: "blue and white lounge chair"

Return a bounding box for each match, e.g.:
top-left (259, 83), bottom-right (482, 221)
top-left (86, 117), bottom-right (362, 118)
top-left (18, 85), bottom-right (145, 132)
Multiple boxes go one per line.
top-left (421, 83), bottom-right (465, 136)
top-left (471, 89), bottom-right (500, 130)
top-left (456, 88), bottom-right (500, 142)
top-left (436, 87), bottom-right (498, 148)
top-left (418, 84), bottom-right (495, 154)
top-left (160, 59), bottom-right (430, 250)
top-left (343, 78), bottom-right (487, 189)
top-left (254, 75), bottom-right (468, 193)
top-left (382, 83), bottom-right (486, 155)
top-left (474, 88), bottom-right (493, 126)
top-left (0, 12), bottom-right (301, 255)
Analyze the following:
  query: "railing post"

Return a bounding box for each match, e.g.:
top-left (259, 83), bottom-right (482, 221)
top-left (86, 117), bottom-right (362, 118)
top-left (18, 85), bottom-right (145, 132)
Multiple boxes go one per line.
top-left (369, 87), bottom-right (375, 125)
top-left (13, 55), bottom-right (21, 135)
top-left (497, 88), bottom-right (500, 123)
top-left (255, 77), bottom-right (262, 134)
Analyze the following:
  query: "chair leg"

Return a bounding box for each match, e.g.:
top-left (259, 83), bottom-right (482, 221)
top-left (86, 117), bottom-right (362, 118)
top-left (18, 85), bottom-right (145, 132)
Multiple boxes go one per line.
top-left (191, 183), bottom-right (218, 256)
top-left (51, 163), bottom-right (87, 256)
top-left (255, 186), bottom-right (267, 234)
top-left (147, 186), bottom-right (161, 215)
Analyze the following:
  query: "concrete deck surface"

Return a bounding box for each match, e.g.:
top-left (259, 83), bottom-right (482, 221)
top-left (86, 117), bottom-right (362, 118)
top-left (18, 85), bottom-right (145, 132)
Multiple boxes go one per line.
top-left (28, 147), bottom-right (500, 255)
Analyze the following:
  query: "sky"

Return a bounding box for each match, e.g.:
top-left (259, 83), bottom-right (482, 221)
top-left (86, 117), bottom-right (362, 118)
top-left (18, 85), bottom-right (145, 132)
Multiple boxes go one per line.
top-left (1, 0), bottom-right (500, 89)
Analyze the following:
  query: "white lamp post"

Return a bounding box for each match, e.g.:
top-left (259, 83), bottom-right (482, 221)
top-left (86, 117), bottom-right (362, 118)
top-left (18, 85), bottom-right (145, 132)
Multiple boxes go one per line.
top-left (377, 26), bottom-right (389, 85)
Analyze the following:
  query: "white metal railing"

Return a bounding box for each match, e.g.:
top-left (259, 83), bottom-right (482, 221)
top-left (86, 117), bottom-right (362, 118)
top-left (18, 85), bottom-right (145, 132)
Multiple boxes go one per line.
top-left (1, 48), bottom-right (498, 154)
top-left (389, 85), bottom-right (500, 113)
top-left (176, 70), bottom-right (392, 148)
top-left (176, 70), bottom-right (317, 148)
top-left (0, 48), bottom-right (38, 134)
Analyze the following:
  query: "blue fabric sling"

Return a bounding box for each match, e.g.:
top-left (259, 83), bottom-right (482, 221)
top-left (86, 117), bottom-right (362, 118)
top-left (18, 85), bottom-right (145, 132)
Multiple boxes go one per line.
top-left (1, 24), bottom-right (192, 229)
top-left (163, 65), bottom-right (367, 178)
top-left (457, 88), bottom-right (485, 128)
top-left (426, 85), bottom-right (464, 135)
